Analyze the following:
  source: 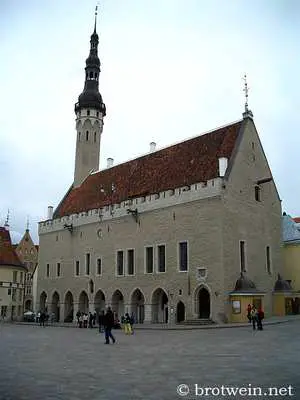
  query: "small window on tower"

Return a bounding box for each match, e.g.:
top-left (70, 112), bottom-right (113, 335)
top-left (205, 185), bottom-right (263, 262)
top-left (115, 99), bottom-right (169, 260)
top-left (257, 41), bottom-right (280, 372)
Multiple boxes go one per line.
top-left (90, 71), bottom-right (93, 79)
top-left (94, 132), bottom-right (97, 143)
top-left (78, 132), bottom-right (81, 141)
top-left (86, 131), bottom-right (89, 141)
top-left (87, 110), bottom-right (90, 116)
top-left (95, 73), bottom-right (98, 79)
top-left (96, 111), bottom-right (99, 117)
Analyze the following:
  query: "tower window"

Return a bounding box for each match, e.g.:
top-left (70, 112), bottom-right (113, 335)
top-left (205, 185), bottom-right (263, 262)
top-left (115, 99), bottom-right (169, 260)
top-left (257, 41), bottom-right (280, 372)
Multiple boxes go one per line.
top-left (255, 186), bottom-right (261, 202)
top-left (94, 132), bottom-right (97, 143)
top-left (90, 71), bottom-right (93, 79)
top-left (240, 241), bottom-right (246, 272)
top-left (95, 73), bottom-right (98, 79)
top-left (78, 132), bottom-right (81, 141)
top-left (86, 131), bottom-right (89, 141)
top-left (96, 111), bottom-right (99, 117)
top-left (87, 110), bottom-right (90, 116)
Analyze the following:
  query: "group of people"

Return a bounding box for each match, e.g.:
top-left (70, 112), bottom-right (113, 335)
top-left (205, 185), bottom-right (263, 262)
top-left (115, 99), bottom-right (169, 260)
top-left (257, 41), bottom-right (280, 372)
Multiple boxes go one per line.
top-left (76, 311), bottom-right (97, 328)
top-left (247, 304), bottom-right (264, 330)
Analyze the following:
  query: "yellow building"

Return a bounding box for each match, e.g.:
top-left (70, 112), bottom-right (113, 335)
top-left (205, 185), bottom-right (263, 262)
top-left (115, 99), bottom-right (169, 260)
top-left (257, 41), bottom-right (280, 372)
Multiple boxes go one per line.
top-left (0, 226), bottom-right (27, 320)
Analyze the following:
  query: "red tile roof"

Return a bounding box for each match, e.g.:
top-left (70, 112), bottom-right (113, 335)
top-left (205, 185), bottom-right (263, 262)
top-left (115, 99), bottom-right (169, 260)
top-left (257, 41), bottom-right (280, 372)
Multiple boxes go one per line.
top-left (54, 120), bottom-right (243, 218)
top-left (293, 217), bottom-right (300, 223)
top-left (0, 227), bottom-right (26, 268)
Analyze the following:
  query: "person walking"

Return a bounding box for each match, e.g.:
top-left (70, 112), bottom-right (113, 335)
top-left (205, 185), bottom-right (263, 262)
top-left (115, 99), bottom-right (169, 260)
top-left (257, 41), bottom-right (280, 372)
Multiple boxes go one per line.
top-left (257, 307), bottom-right (264, 331)
top-left (251, 306), bottom-right (257, 330)
top-left (104, 307), bottom-right (116, 344)
top-left (40, 311), bottom-right (46, 327)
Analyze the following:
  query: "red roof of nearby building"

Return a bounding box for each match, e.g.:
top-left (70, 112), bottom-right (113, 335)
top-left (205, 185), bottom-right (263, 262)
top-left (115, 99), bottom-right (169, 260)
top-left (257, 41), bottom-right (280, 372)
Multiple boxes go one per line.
top-left (54, 120), bottom-right (243, 218)
top-left (293, 217), bottom-right (300, 223)
top-left (0, 227), bottom-right (26, 268)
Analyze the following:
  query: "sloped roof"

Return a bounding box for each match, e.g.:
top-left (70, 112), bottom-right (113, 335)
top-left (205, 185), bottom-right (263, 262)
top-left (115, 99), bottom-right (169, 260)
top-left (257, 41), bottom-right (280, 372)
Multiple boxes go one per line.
top-left (282, 214), bottom-right (300, 242)
top-left (293, 217), bottom-right (300, 223)
top-left (54, 120), bottom-right (243, 218)
top-left (0, 227), bottom-right (26, 268)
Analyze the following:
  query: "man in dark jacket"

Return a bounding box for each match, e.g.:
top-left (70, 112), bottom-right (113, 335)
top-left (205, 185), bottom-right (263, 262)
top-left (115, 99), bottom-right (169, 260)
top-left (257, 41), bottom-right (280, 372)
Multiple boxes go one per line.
top-left (104, 307), bottom-right (116, 344)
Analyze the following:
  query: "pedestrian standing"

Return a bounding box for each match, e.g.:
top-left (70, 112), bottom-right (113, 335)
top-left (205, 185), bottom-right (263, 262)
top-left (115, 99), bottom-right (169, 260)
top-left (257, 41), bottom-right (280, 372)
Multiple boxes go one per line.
top-left (251, 306), bottom-right (257, 330)
top-left (88, 312), bottom-right (93, 328)
top-left (124, 313), bottom-right (132, 335)
top-left (83, 313), bottom-right (88, 328)
top-left (247, 304), bottom-right (252, 323)
top-left (79, 313), bottom-right (83, 328)
top-left (257, 307), bottom-right (264, 330)
top-left (104, 307), bottom-right (116, 344)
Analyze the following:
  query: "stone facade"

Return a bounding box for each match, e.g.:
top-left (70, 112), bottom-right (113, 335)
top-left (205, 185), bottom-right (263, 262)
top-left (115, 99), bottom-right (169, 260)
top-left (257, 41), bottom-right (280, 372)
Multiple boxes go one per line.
top-left (37, 117), bottom-right (282, 323)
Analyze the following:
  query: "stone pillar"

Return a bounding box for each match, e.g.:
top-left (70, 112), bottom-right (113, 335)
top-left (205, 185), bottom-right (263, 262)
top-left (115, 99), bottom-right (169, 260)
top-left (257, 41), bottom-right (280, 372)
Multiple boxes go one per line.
top-left (143, 303), bottom-right (152, 323)
top-left (168, 304), bottom-right (176, 325)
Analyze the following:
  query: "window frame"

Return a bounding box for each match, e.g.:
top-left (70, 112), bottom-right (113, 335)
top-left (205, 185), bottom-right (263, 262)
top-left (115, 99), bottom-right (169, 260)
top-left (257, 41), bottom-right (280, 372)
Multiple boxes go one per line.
top-left (96, 257), bottom-right (102, 276)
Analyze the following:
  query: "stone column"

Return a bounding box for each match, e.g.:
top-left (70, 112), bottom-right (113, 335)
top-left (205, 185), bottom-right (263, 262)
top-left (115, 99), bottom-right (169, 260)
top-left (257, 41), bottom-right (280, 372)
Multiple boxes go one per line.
top-left (143, 303), bottom-right (152, 323)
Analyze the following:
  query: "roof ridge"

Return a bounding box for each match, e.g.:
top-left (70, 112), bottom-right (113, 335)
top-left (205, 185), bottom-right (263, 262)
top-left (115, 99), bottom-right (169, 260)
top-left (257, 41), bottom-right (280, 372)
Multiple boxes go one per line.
top-left (92, 119), bottom-right (243, 175)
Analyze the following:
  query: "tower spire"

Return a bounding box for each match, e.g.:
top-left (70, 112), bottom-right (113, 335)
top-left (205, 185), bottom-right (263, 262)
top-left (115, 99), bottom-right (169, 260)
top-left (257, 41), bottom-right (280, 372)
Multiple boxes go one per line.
top-left (94, 5), bottom-right (98, 33)
top-left (26, 215), bottom-right (30, 231)
top-left (242, 74), bottom-right (253, 119)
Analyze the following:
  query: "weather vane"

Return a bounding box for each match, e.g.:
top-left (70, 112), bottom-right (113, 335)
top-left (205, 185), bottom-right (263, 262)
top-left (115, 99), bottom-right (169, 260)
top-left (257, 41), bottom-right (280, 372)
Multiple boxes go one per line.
top-left (4, 209), bottom-right (10, 228)
top-left (243, 74), bottom-right (249, 112)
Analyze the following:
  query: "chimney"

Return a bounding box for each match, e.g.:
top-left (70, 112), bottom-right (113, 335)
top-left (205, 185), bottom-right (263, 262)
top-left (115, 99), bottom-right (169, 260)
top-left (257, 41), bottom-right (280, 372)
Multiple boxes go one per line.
top-left (218, 157), bottom-right (228, 177)
top-left (150, 142), bottom-right (156, 152)
top-left (107, 158), bottom-right (114, 168)
top-left (47, 206), bottom-right (54, 220)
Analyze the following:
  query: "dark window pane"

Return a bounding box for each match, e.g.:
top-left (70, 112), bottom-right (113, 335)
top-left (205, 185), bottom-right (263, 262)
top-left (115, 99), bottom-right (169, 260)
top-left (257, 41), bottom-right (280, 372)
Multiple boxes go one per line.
top-left (158, 245), bottom-right (166, 272)
top-left (117, 251), bottom-right (124, 276)
top-left (146, 247), bottom-right (153, 273)
top-left (127, 250), bottom-right (134, 275)
top-left (179, 242), bottom-right (188, 271)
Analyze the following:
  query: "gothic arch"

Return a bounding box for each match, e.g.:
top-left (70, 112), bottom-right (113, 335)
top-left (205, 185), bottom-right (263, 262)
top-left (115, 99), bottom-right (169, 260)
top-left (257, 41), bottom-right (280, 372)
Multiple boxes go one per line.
top-left (194, 284), bottom-right (212, 319)
top-left (64, 291), bottom-right (74, 322)
top-left (130, 288), bottom-right (145, 324)
top-left (78, 291), bottom-right (89, 314)
top-left (151, 287), bottom-right (168, 323)
top-left (111, 289), bottom-right (124, 318)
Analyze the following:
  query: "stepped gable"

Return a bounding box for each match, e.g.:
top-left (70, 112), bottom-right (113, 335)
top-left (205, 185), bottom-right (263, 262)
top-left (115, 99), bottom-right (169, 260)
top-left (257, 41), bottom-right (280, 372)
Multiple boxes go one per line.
top-left (54, 120), bottom-right (243, 218)
top-left (0, 227), bottom-right (26, 268)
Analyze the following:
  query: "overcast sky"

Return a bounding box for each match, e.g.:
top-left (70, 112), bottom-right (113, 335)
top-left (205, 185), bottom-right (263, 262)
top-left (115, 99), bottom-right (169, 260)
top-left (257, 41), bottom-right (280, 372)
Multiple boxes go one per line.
top-left (1, 0), bottom-right (299, 244)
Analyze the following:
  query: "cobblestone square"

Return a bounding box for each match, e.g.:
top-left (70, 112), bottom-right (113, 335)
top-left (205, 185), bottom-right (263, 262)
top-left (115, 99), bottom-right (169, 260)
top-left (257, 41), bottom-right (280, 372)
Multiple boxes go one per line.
top-left (0, 322), bottom-right (299, 400)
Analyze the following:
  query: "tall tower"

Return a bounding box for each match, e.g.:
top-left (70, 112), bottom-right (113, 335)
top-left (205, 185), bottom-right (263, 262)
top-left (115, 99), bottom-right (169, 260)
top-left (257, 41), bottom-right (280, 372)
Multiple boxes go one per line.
top-left (74, 11), bottom-right (106, 187)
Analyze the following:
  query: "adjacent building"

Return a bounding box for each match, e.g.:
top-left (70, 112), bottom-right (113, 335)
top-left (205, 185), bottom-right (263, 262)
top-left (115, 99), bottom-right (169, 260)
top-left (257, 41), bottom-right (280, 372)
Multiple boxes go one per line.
top-left (14, 228), bottom-right (39, 312)
top-left (37, 17), bottom-right (282, 324)
top-left (0, 226), bottom-right (27, 320)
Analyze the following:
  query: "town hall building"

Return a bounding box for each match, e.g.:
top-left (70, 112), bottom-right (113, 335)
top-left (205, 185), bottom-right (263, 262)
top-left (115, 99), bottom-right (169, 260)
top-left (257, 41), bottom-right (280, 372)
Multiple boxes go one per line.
top-left (36, 16), bottom-right (282, 324)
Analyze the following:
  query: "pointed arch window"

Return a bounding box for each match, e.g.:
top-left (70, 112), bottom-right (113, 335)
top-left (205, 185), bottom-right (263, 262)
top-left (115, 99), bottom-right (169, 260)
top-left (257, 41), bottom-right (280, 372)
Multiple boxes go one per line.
top-left (86, 131), bottom-right (89, 141)
top-left (78, 132), bottom-right (81, 141)
top-left (94, 132), bottom-right (97, 143)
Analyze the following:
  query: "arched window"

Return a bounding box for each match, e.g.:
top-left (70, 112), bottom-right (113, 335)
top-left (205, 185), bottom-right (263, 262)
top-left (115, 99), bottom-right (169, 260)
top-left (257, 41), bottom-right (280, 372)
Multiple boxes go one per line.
top-left (90, 71), bottom-right (93, 79)
top-left (95, 73), bottom-right (98, 79)
top-left (86, 131), bottom-right (89, 141)
top-left (96, 111), bottom-right (99, 117)
top-left (87, 110), bottom-right (90, 116)
top-left (94, 132), bottom-right (97, 143)
top-left (78, 132), bottom-right (81, 141)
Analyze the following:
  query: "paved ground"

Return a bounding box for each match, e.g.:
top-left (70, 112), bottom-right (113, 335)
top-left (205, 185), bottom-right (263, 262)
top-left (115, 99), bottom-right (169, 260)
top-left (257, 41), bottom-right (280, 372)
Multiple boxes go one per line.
top-left (0, 321), bottom-right (299, 400)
